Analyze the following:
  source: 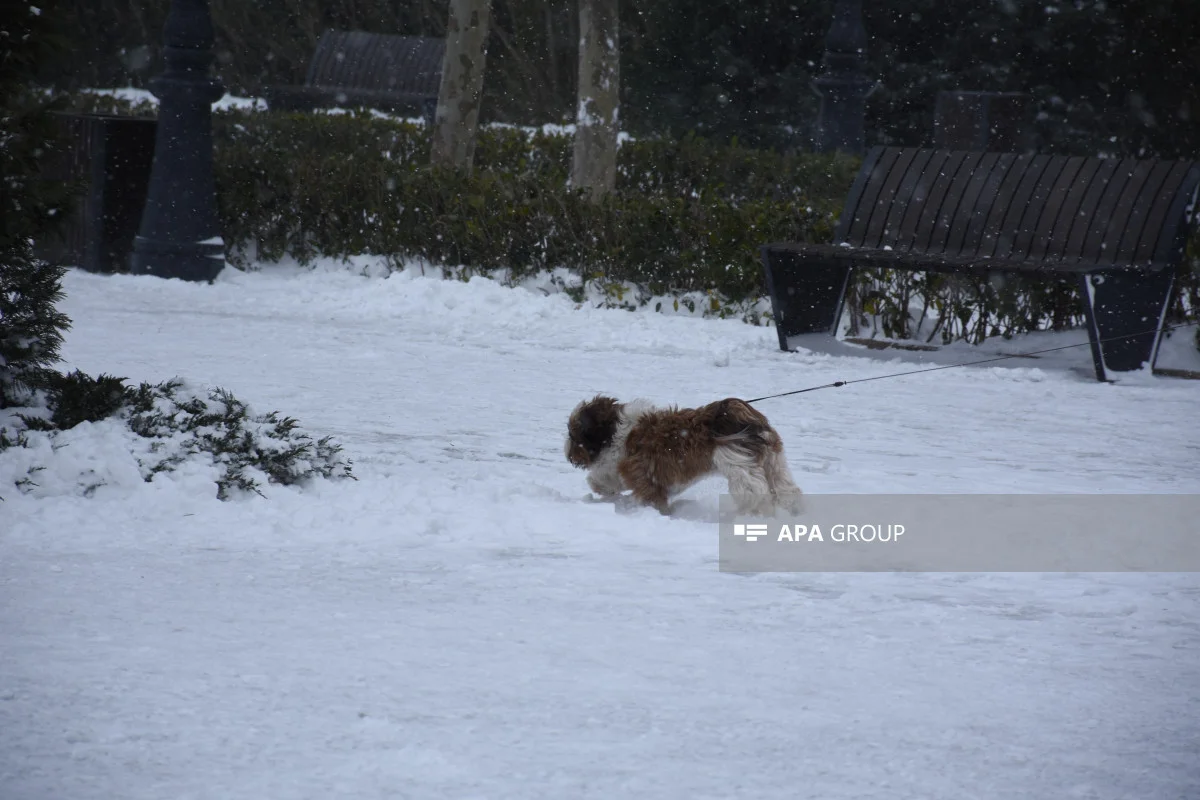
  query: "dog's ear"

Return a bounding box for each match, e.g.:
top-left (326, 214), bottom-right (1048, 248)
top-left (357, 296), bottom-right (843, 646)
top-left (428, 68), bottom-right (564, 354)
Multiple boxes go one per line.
top-left (567, 395), bottom-right (621, 466)
top-left (577, 398), bottom-right (609, 437)
top-left (581, 396), bottom-right (621, 449)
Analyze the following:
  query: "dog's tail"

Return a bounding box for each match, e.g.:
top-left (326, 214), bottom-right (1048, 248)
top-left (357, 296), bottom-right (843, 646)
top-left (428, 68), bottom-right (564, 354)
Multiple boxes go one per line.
top-left (709, 398), bottom-right (781, 451)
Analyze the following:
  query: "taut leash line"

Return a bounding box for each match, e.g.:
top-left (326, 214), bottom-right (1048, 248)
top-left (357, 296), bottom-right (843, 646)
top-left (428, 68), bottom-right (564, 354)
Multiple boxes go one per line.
top-left (745, 320), bottom-right (1200, 404)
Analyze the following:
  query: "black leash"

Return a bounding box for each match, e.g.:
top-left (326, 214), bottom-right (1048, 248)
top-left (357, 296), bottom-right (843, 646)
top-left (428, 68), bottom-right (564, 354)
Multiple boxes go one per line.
top-left (745, 320), bottom-right (1200, 404)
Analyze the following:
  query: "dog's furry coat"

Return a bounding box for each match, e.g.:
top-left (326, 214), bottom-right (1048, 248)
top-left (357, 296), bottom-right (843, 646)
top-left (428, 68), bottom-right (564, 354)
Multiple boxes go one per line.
top-left (565, 395), bottom-right (803, 515)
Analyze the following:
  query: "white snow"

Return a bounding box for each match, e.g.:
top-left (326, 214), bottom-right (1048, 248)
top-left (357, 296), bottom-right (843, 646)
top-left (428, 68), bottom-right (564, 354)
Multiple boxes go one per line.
top-left (82, 86), bottom-right (267, 112)
top-left (2, 258), bottom-right (1199, 799)
top-left (83, 87), bottom-right (639, 142)
top-left (0, 414), bottom-right (214, 500)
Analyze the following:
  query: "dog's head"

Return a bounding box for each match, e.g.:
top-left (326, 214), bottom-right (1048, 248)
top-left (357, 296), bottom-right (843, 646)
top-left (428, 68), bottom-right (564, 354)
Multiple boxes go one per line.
top-left (565, 395), bottom-right (622, 468)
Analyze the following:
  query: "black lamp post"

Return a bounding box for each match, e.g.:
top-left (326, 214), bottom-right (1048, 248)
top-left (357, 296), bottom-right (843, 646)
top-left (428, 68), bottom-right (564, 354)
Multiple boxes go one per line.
top-left (130, 0), bottom-right (225, 282)
top-left (812, 0), bottom-right (876, 155)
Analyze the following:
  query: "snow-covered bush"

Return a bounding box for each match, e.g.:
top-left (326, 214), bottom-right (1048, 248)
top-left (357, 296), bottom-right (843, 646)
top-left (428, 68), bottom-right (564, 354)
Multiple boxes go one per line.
top-left (3, 373), bottom-right (354, 500)
top-left (121, 378), bottom-right (354, 499)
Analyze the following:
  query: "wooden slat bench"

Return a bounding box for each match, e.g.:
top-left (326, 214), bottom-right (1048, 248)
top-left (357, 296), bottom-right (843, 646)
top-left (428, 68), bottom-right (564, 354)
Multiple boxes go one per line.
top-left (761, 146), bottom-right (1200, 381)
top-left (264, 30), bottom-right (445, 123)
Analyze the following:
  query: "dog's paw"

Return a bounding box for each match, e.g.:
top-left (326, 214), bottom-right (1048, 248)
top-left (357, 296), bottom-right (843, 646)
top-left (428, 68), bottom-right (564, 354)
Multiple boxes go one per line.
top-left (613, 494), bottom-right (643, 514)
top-left (587, 474), bottom-right (625, 497)
top-left (583, 492), bottom-right (617, 504)
top-left (733, 494), bottom-right (777, 518)
top-left (611, 494), bottom-right (673, 516)
top-left (775, 490), bottom-right (806, 515)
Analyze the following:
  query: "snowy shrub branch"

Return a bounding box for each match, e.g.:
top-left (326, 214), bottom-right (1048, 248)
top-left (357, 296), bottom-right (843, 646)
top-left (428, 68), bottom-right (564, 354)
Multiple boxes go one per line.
top-left (122, 378), bottom-right (354, 499)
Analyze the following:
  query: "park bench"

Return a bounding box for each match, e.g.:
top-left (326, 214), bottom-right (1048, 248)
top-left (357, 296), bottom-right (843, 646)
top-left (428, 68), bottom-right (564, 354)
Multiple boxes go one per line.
top-left (264, 30), bottom-right (444, 124)
top-left (761, 146), bottom-right (1200, 382)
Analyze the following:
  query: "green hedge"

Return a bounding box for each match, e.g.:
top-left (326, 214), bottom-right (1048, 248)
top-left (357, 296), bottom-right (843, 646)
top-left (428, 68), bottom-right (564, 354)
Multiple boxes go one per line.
top-left (208, 109), bottom-right (855, 301)
top-left (209, 108), bottom-right (1200, 342)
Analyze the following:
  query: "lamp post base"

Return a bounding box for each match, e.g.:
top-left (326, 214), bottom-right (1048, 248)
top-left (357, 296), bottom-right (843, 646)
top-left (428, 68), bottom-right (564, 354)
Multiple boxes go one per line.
top-left (130, 235), bottom-right (225, 283)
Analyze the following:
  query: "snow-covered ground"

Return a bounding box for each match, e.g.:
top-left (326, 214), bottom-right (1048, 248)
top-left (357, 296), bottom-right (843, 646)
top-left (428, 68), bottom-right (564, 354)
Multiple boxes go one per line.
top-left (2, 259), bottom-right (1199, 799)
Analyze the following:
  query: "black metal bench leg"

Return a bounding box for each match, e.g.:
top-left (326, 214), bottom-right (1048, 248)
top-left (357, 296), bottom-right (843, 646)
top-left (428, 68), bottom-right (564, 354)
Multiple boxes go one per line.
top-left (1077, 268), bottom-right (1176, 381)
top-left (761, 247), bottom-right (853, 351)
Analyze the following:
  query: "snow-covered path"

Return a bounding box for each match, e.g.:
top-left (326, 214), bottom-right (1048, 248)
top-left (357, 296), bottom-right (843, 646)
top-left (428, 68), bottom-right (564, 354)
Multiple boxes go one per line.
top-left (2, 264), bottom-right (1198, 799)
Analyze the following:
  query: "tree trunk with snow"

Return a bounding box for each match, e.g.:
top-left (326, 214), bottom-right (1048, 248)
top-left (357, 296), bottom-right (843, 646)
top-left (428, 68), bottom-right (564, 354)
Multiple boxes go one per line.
top-left (570, 0), bottom-right (619, 199)
top-left (431, 0), bottom-right (492, 171)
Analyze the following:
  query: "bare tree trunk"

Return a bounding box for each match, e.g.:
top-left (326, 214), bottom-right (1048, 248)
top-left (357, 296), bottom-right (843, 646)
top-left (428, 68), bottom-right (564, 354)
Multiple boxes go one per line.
top-left (570, 0), bottom-right (618, 198)
top-left (431, 0), bottom-right (492, 171)
top-left (545, 4), bottom-right (559, 102)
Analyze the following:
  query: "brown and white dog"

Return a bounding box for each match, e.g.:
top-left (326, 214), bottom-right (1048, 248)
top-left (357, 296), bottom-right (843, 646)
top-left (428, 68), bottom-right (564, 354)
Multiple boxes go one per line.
top-left (564, 395), bottom-right (803, 515)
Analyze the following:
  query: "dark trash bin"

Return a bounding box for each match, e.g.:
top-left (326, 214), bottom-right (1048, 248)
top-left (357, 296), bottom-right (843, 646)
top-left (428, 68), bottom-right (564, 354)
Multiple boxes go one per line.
top-left (36, 112), bottom-right (158, 274)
